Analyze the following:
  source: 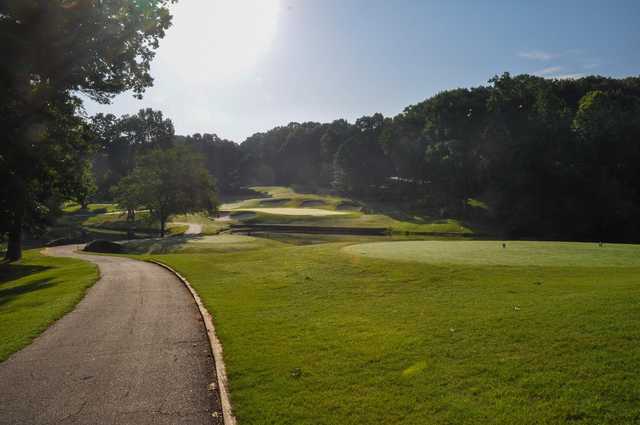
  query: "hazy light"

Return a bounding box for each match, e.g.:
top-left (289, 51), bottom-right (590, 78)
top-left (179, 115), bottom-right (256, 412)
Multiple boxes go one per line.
top-left (156, 0), bottom-right (281, 82)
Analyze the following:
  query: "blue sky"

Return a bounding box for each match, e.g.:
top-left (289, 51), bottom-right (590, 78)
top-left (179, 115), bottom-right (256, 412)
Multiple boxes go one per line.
top-left (83, 0), bottom-right (640, 142)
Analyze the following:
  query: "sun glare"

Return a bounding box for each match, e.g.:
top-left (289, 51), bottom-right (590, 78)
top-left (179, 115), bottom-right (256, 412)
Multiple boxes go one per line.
top-left (159, 0), bottom-right (281, 81)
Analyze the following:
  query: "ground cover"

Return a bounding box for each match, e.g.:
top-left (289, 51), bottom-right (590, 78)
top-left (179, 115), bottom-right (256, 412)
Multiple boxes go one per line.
top-left (145, 240), bottom-right (640, 424)
top-left (343, 240), bottom-right (640, 267)
top-left (0, 250), bottom-right (98, 362)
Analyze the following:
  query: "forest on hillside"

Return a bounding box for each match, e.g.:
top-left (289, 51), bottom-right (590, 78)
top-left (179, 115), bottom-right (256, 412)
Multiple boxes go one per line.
top-left (91, 73), bottom-right (640, 242)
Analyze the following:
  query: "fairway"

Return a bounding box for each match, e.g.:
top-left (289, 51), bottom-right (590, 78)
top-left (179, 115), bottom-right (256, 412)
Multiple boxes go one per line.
top-left (343, 240), bottom-right (640, 267)
top-left (236, 207), bottom-right (349, 216)
top-left (148, 241), bottom-right (640, 424)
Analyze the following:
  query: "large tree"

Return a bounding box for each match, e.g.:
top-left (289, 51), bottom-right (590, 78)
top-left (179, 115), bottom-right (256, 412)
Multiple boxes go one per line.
top-left (0, 0), bottom-right (175, 260)
top-left (112, 146), bottom-right (217, 237)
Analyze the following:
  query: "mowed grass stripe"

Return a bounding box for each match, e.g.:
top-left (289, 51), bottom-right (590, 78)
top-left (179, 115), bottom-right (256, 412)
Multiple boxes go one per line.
top-left (343, 240), bottom-right (640, 267)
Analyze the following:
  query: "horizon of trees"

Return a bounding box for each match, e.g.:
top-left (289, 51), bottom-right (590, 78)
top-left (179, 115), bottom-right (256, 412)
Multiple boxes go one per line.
top-left (86, 73), bottom-right (640, 243)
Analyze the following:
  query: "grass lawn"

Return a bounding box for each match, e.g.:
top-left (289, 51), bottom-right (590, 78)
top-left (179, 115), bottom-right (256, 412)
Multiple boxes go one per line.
top-left (0, 250), bottom-right (98, 362)
top-left (145, 239), bottom-right (640, 424)
top-left (239, 210), bottom-right (470, 234)
top-left (344, 240), bottom-right (640, 267)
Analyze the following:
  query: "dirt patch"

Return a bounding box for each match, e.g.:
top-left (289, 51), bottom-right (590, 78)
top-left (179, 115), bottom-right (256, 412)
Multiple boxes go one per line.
top-left (300, 200), bottom-right (327, 207)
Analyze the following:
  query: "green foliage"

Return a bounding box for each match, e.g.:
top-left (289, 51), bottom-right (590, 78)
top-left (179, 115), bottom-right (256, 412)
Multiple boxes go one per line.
top-left (0, 0), bottom-right (175, 260)
top-left (0, 250), bottom-right (98, 362)
top-left (111, 146), bottom-right (218, 236)
top-left (232, 74), bottom-right (640, 241)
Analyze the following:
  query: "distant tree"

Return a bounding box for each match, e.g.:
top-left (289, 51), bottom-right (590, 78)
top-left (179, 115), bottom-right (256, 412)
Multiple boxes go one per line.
top-left (90, 109), bottom-right (176, 198)
top-left (184, 133), bottom-right (243, 193)
top-left (0, 0), bottom-right (175, 261)
top-left (74, 162), bottom-right (97, 210)
top-left (111, 174), bottom-right (147, 239)
top-left (113, 147), bottom-right (218, 237)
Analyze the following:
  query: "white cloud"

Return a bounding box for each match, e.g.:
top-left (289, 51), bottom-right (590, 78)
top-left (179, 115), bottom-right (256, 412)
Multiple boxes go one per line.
top-left (518, 50), bottom-right (556, 61)
top-left (535, 66), bottom-right (563, 75)
top-left (550, 73), bottom-right (585, 80)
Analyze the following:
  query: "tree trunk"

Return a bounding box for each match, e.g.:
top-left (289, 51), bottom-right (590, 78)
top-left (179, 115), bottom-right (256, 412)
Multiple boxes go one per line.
top-left (4, 213), bottom-right (23, 262)
top-left (160, 216), bottom-right (165, 238)
top-left (126, 208), bottom-right (135, 239)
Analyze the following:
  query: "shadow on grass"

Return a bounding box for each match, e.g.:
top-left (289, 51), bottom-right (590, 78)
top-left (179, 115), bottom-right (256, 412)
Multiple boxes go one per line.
top-left (0, 278), bottom-right (56, 307)
top-left (0, 264), bottom-right (52, 285)
top-left (122, 233), bottom-right (207, 254)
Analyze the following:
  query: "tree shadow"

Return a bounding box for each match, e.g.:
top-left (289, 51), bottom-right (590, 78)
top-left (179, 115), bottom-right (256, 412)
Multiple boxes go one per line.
top-left (121, 233), bottom-right (207, 254)
top-left (0, 278), bottom-right (57, 307)
top-left (0, 264), bottom-right (52, 285)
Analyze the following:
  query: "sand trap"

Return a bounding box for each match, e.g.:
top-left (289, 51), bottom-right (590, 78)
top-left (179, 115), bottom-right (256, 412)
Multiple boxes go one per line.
top-left (300, 200), bottom-right (327, 207)
top-left (236, 208), bottom-right (349, 216)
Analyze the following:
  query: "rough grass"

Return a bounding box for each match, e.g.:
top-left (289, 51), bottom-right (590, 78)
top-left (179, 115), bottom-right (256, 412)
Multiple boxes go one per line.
top-left (343, 240), bottom-right (640, 267)
top-left (121, 234), bottom-right (276, 255)
top-left (242, 210), bottom-right (470, 233)
top-left (61, 202), bottom-right (121, 214)
top-left (0, 250), bottom-right (98, 362)
top-left (220, 186), bottom-right (348, 211)
top-left (172, 213), bottom-right (229, 235)
top-left (147, 241), bottom-right (640, 424)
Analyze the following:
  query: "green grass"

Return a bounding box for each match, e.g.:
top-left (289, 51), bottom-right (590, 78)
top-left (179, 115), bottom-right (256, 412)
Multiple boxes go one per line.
top-left (222, 186), bottom-right (472, 234)
top-left (121, 234), bottom-right (277, 255)
top-left (0, 250), bottom-right (98, 362)
top-left (240, 210), bottom-right (470, 234)
top-left (62, 202), bottom-right (121, 214)
top-left (171, 213), bottom-right (229, 235)
top-left (221, 186), bottom-right (349, 211)
top-left (146, 240), bottom-right (640, 424)
top-left (344, 240), bottom-right (640, 267)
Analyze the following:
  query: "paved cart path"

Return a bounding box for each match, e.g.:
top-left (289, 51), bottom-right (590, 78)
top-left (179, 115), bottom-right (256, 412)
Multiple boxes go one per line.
top-left (0, 244), bottom-right (221, 425)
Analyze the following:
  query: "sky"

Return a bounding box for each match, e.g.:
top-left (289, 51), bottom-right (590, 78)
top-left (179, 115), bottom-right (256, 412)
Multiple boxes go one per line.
top-left (83, 0), bottom-right (640, 142)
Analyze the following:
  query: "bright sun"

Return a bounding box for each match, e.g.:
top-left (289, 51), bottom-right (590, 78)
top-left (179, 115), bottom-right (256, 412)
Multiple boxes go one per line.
top-left (159, 0), bottom-right (281, 81)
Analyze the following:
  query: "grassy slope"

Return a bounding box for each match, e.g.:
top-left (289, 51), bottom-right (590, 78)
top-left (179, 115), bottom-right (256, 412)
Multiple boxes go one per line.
top-left (149, 241), bottom-right (640, 424)
top-left (225, 187), bottom-right (471, 234)
top-left (0, 250), bottom-right (99, 362)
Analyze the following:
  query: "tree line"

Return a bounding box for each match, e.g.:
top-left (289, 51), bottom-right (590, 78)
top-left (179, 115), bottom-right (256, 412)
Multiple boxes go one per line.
top-left (238, 73), bottom-right (640, 242)
top-left (2, 3), bottom-right (639, 261)
top-left (91, 73), bottom-right (640, 243)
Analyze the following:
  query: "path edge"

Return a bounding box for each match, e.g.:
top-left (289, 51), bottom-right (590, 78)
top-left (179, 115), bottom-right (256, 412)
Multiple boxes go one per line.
top-left (147, 260), bottom-right (237, 425)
